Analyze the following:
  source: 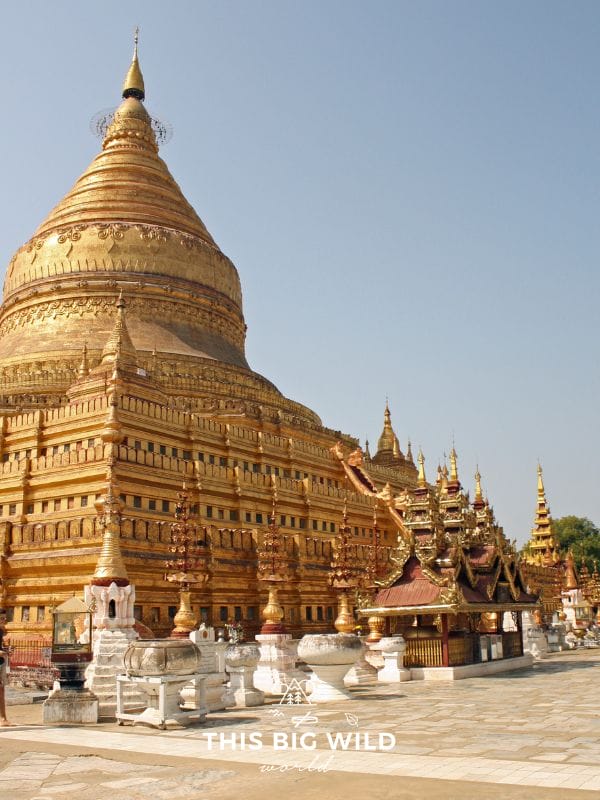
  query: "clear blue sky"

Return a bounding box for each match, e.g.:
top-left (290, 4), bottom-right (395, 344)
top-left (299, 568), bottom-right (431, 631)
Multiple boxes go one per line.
top-left (1, 1), bottom-right (598, 544)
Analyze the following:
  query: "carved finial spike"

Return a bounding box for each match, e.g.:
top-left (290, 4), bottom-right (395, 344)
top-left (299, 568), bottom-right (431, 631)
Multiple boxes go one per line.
top-left (537, 462), bottom-right (545, 496)
top-left (449, 446), bottom-right (458, 482)
top-left (474, 466), bottom-right (483, 503)
top-left (122, 29), bottom-right (145, 100)
top-left (417, 449), bottom-right (426, 487)
top-left (78, 342), bottom-right (89, 378)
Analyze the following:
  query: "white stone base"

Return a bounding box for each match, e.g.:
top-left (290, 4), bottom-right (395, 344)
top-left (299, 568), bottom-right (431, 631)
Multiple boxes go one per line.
top-left (43, 688), bottom-right (99, 724)
top-left (409, 654), bottom-right (534, 681)
top-left (204, 672), bottom-right (231, 711)
top-left (253, 633), bottom-right (306, 695)
top-left (115, 673), bottom-right (206, 729)
top-left (187, 635), bottom-right (230, 711)
top-left (344, 655), bottom-right (378, 686)
top-left (375, 636), bottom-right (409, 683)
top-left (524, 629), bottom-right (549, 660)
top-left (364, 648), bottom-right (383, 670)
top-left (222, 666), bottom-right (264, 708)
top-left (377, 662), bottom-right (411, 683)
top-left (86, 628), bottom-right (143, 720)
top-left (179, 675), bottom-right (209, 718)
top-left (307, 664), bottom-right (354, 702)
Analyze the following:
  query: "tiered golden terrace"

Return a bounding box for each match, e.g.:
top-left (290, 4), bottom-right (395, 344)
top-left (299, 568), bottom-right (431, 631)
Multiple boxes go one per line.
top-left (0, 44), bottom-right (419, 639)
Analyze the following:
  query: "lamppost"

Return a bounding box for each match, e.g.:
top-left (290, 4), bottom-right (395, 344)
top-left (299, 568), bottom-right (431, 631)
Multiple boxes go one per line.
top-left (164, 483), bottom-right (208, 638)
top-left (363, 501), bottom-right (386, 643)
top-left (329, 501), bottom-right (360, 634)
top-left (256, 496), bottom-right (290, 633)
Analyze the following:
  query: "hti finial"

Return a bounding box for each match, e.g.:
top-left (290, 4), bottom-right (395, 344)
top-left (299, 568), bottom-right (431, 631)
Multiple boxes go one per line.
top-left (474, 466), bottom-right (483, 502)
top-left (449, 445), bottom-right (458, 482)
top-left (122, 27), bottom-right (145, 101)
top-left (537, 462), bottom-right (545, 496)
top-left (417, 449), bottom-right (426, 487)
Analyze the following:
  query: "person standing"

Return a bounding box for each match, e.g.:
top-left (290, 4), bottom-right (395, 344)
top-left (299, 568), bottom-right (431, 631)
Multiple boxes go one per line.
top-left (0, 610), bottom-right (11, 726)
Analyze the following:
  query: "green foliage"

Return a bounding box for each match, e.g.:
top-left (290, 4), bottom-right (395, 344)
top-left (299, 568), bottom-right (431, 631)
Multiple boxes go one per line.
top-left (552, 516), bottom-right (600, 570)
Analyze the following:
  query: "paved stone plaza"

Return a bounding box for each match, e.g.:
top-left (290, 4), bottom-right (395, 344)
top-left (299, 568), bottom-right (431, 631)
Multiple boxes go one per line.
top-left (1, 649), bottom-right (600, 799)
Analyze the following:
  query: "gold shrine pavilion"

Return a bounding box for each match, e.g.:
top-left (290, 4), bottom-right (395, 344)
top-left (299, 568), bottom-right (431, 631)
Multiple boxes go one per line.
top-left (0, 42), bottom-right (531, 649)
top-left (359, 450), bottom-right (537, 667)
top-left (521, 465), bottom-right (563, 619)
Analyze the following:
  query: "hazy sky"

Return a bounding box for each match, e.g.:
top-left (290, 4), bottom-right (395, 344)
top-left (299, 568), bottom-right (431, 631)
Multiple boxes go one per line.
top-left (1, 1), bottom-right (598, 544)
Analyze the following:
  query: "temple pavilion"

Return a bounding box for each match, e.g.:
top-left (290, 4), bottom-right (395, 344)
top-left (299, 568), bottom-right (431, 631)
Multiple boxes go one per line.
top-left (358, 450), bottom-right (538, 668)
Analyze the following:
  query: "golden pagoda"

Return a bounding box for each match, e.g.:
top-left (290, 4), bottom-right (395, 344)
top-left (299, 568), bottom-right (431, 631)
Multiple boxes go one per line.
top-left (0, 39), bottom-right (419, 641)
top-left (369, 403), bottom-right (415, 482)
top-left (521, 465), bottom-right (562, 618)
top-left (522, 465), bottom-right (560, 565)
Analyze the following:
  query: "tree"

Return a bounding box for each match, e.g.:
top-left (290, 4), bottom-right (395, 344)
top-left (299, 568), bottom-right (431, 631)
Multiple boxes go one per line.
top-left (552, 516), bottom-right (600, 570)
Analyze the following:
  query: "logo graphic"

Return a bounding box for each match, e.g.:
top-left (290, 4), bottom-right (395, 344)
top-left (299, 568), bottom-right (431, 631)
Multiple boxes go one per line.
top-left (291, 710), bottom-right (319, 727)
top-left (279, 678), bottom-right (312, 705)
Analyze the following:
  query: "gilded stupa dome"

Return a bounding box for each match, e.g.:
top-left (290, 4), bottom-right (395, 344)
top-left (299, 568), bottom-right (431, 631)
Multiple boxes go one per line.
top-left (0, 42), bottom-right (246, 382)
top-left (0, 40), bottom-right (319, 424)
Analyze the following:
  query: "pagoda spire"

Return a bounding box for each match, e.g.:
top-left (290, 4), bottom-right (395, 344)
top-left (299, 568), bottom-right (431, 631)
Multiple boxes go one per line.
top-left (522, 463), bottom-right (558, 565)
top-left (77, 342), bottom-right (89, 378)
top-left (537, 462), bottom-right (545, 500)
top-left (441, 462), bottom-right (449, 491)
top-left (449, 446), bottom-right (459, 483)
top-left (100, 293), bottom-right (138, 370)
top-left (417, 449), bottom-right (427, 488)
top-left (379, 401), bottom-right (394, 448)
top-left (535, 463), bottom-right (551, 527)
top-left (373, 401), bottom-right (403, 466)
top-left (101, 388), bottom-right (124, 445)
top-left (474, 467), bottom-right (482, 501)
top-left (564, 550), bottom-right (578, 590)
top-left (473, 466), bottom-right (484, 510)
top-left (122, 27), bottom-right (145, 100)
top-left (92, 464), bottom-right (128, 586)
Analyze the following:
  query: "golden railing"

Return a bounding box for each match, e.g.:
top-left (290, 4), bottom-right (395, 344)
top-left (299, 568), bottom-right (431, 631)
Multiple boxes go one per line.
top-left (404, 637), bottom-right (442, 667)
top-left (404, 634), bottom-right (477, 668)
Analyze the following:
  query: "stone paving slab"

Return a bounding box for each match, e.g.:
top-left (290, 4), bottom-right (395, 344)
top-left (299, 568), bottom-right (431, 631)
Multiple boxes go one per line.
top-left (1, 649), bottom-right (599, 798)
